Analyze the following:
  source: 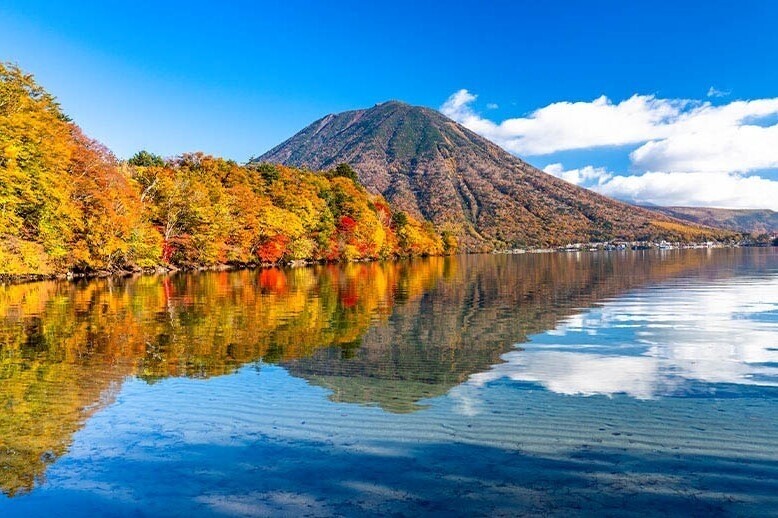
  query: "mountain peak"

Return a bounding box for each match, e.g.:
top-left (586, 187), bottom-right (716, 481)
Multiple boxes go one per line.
top-left (256, 103), bottom-right (730, 249)
top-left (374, 99), bottom-right (409, 107)
top-left (368, 100), bottom-right (444, 119)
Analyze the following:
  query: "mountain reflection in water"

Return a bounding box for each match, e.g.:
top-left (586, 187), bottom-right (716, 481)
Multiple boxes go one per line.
top-left (0, 248), bottom-right (775, 499)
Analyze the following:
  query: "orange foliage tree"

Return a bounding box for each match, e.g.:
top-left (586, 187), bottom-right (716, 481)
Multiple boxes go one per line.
top-left (1, 63), bottom-right (449, 276)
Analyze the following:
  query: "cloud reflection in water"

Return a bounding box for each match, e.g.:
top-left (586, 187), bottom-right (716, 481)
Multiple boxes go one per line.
top-left (467, 275), bottom-right (778, 400)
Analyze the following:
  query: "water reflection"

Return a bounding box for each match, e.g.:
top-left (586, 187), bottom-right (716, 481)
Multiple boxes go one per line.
top-left (0, 260), bottom-right (445, 495)
top-left (469, 269), bottom-right (778, 399)
top-left (0, 248), bottom-right (775, 498)
top-left (284, 249), bottom-right (778, 409)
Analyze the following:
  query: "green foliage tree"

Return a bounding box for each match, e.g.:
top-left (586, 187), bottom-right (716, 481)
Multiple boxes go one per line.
top-left (330, 163), bottom-right (359, 182)
top-left (128, 150), bottom-right (165, 167)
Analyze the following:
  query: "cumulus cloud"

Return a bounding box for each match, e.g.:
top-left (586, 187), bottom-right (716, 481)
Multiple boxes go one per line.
top-left (440, 89), bottom-right (477, 119)
top-left (441, 89), bottom-right (688, 155)
top-left (545, 166), bottom-right (778, 210)
top-left (630, 98), bottom-right (778, 173)
top-left (441, 89), bottom-right (778, 209)
top-left (441, 89), bottom-right (778, 171)
top-left (597, 171), bottom-right (778, 210)
top-left (543, 163), bottom-right (613, 186)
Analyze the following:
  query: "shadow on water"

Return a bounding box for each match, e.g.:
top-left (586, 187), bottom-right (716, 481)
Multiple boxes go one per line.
top-left (0, 248), bottom-right (776, 503)
top-left (4, 436), bottom-right (777, 517)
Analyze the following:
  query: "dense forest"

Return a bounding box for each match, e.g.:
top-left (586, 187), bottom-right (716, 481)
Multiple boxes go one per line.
top-left (0, 63), bottom-right (450, 276)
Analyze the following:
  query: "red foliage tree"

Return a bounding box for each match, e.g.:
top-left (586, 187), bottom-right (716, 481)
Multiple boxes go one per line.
top-left (338, 215), bottom-right (357, 233)
top-left (256, 234), bottom-right (289, 263)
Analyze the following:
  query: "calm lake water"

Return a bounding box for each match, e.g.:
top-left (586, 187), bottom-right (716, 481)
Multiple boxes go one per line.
top-left (1, 248), bottom-right (777, 516)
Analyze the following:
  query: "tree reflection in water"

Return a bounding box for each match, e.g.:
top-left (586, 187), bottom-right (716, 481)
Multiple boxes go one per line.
top-left (0, 249), bottom-right (770, 495)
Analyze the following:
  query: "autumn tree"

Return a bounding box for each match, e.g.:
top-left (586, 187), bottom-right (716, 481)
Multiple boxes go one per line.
top-left (2, 63), bottom-right (450, 275)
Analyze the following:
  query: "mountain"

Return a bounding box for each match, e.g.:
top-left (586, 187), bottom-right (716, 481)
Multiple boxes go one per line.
top-left (644, 206), bottom-right (777, 235)
top-left (256, 101), bottom-right (730, 250)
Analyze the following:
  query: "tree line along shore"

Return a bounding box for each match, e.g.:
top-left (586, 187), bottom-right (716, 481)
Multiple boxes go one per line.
top-left (3, 62), bottom-right (754, 282)
top-left (1, 63), bottom-right (456, 279)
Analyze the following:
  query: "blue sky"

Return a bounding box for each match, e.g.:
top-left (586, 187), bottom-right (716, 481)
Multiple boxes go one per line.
top-left (1, 1), bottom-right (777, 209)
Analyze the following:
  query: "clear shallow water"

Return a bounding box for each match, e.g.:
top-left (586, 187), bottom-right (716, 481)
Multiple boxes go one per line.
top-left (0, 249), bottom-right (777, 516)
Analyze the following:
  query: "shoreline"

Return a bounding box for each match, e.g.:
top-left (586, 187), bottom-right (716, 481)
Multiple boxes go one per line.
top-left (2, 243), bottom-right (773, 286)
top-left (0, 256), bottom-right (427, 285)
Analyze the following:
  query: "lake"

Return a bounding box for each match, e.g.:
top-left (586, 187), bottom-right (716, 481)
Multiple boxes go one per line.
top-left (0, 248), bottom-right (777, 516)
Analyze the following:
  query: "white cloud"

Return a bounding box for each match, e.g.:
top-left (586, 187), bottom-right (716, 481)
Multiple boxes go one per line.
top-left (546, 165), bottom-right (778, 210)
top-left (440, 90), bottom-right (778, 172)
top-left (441, 90), bottom-right (691, 155)
top-left (596, 171), bottom-right (778, 210)
top-left (630, 122), bottom-right (778, 173)
top-left (630, 98), bottom-right (778, 173)
top-left (440, 89), bottom-right (477, 119)
top-left (486, 102), bottom-right (499, 110)
top-left (543, 163), bottom-right (612, 186)
top-left (440, 89), bottom-right (778, 209)
top-left (707, 86), bottom-right (730, 98)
